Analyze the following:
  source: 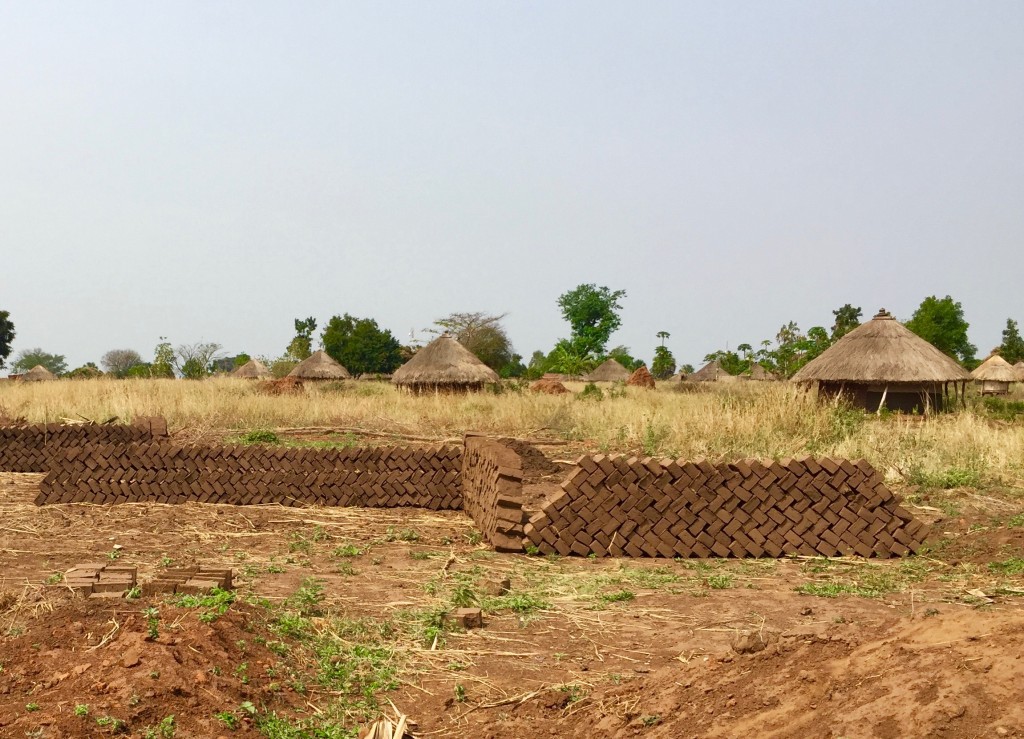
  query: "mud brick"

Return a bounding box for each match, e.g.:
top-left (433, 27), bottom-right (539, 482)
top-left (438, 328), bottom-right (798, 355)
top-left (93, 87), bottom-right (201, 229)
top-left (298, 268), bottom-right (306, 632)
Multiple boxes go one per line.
top-left (180, 578), bottom-right (222, 594)
top-left (141, 579), bottom-right (179, 596)
top-left (576, 455), bottom-right (598, 473)
top-left (708, 538), bottom-right (730, 557)
top-left (92, 578), bottom-right (132, 594)
top-left (847, 518), bottom-right (868, 537)
top-left (449, 607), bottom-right (484, 629)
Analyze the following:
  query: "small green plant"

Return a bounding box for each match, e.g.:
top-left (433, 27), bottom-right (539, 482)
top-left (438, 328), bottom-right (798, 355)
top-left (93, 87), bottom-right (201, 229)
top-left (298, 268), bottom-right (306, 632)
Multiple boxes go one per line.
top-left (143, 607), bottom-right (160, 640)
top-left (125, 586), bottom-right (141, 600)
top-left (234, 662), bottom-right (249, 685)
top-left (989, 558), bottom-right (1024, 576)
top-left (796, 582), bottom-right (857, 598)
top-left (454, 683), bottom-right (466, 703)
top-left (1007, 513), bottom-right (1024, 529)
top-left (332, 544), bottom-right (363, 558)
top-left (599, 589), bottom-right (636, 603)
top-left (705, 574), bottom-right (734, 590)
top-left (95, 715), bottom-right (128, 732)
top-left (450, 584), bottom-right (478, 608)
top-left (215, 711), bottom-right (239, 730)
top-left (45, 572), bottom-right (62, 585)
top-left (25, 702), bottom-right (40, 712)
top-left (287, 578), bottom-right (326, 616)
top-left (641, 714), bottom-right (662, 727)
top-left (578, 382), bottom-right (604, 401)
top-left (107, 547), bottom-right (122, 560)
top-left (74, 704), bottom-right (90, 717)
top-left (240, 429), bottom-right (279, 445)
top-left (158, 555), bottom-right (174, 567)
top-left (336, 561), bottom-right (357, 576)
top-left (464, 530), bottom-right (483, 546)
top-left (385, 527), bottom-right (420, 542)
top-left (239, 701), bottom-right (256, 716)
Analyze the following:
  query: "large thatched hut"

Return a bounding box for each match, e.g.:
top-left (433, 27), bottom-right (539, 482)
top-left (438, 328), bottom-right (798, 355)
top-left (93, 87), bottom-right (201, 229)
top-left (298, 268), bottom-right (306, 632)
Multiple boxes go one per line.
top-left (791, 309), bottom-right (970, 412)
top-left (391, 334), bottom-right (498, 393)
top-left (687, 359), bottom-right (734, 382)
top-left (287, 350), bottom-right (351, 380)
top-left (232, 359), bottom-right (272, 379)
top-left (585, 358), bottom-right (631, 383)
top-left (21, 365), bottom-right (58, 382)
top-left (970, 352), bottom-right (1018, 396)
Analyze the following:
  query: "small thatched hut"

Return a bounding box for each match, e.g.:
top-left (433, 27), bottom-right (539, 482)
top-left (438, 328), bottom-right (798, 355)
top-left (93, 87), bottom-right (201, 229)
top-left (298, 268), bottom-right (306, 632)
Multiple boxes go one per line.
top-left (21, 365), bottom-right (58, 382)
top-left (1015, 361), bottom-right (1024, 382)
top-left (743, 363), bottom-right (778, 381)
top-left (232, 359), bottom-right (272, 379)
top-left (970, 352), bottom-right (1018, 396)
top-left (585, 358), bottom-right (631, 383)
top-left (791, 309), bottom-right (970, 413)
top-left (287, 350), bottom-right (351, 380)
top-left (687, 359), bottom-right (733, 382)
top-left (391, 334), bottom-right (498, 393)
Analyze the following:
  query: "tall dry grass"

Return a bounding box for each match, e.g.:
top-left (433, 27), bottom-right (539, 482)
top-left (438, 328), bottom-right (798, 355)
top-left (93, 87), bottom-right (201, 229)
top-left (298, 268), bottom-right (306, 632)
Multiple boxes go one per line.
top-left (1, 377), bottom-right (1022, 484)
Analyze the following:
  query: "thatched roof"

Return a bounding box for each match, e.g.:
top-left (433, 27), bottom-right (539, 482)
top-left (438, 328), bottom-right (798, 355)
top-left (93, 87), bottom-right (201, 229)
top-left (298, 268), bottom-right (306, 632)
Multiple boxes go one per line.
top-left (970, 353), bottom-right (1018, 383)
top-left (687, 359), bottom-right (731, 382)
top-left (1016, 362), bottom-right (1024, 382)
top-left (21, 365), bottom-right (58, 381)
top-left (791, 309), bottom-right (970, 384)
top-left (287, 350), bottom-right (351, 380)
top-left (745, 363), bottom-right (778, 381)
top-left (391, 334), bottom-right (499, 387)
top-left (585, 358), bottom-right (631, 383)
top-left (232, 359), bottom-right (271, 379)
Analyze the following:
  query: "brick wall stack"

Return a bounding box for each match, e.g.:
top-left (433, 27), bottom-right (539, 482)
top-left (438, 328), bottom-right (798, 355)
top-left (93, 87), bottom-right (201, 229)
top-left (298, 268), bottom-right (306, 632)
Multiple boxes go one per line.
top-left (0, 418), bottom-right (166, 473)
top-left (523, 454), bottom-right (928, 558)
top-left (461, 434), bottom-right (526, 552)
top-left (35, 441), bottom-right (463, 508)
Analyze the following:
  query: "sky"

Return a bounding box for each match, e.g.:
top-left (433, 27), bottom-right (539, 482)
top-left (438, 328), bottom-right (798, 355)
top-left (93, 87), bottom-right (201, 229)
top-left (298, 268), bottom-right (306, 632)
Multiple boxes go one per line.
top-left (1, 1), bottom-right (1022, 373)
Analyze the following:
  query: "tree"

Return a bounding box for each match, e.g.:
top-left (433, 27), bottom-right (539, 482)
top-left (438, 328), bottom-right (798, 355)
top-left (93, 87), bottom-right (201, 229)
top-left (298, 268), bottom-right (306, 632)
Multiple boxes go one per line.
top-left (101, 349), bottom-right (144, 377)
top-left (703, 349), bottom-right (747, 376)
top-left (999, 319), bottom-right (1024, 365)
top-left (0, 310), bottom-right (14, 370)
top-left (152, 338), bottom-right (175, 378)
top-left (606, 345), bottom-right (644, 371)
top-left (174, 342), bottom-right (224, 379)
top-left (831, 304), bottom-right (862, 341)
top-left (287, 317), bottom-right (317, 361)
top-left (652, 346), bottom-right (676, 379)
top-left (434, 312), bottom-right (515, 372)
top-left (12, 348), bottom-right (67, 375)
top-left (679, 363), bottom-right (695, 375)
top-left (321, 314), bottom-right (403, 376)
top-left (67, 362), bottom-right (103, 379)
top-left (525, 350), bottom-right (551, 380)
top-left (557, 284), bottom-right (627, 357)
top-left (547, 343), bottom-right (589, 376)
top-left (905, 296), bottom-right (976, 365)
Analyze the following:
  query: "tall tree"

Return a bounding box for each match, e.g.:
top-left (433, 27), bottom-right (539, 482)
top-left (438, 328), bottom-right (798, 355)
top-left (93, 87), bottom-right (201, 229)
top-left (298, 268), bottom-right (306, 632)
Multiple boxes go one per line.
top-left (434, 311), bottom-right (515, 372)
top-left (151, 337), bottom-right (175, 378)
top-left (652, 346), bottom-right (676, 379)
top-left (101, 349), bottom-right (144, 377)
top-left (174, 342), bottom-right (224, 379)
top-left (557, 284), bottom-right (627, 357)
top-left (287, 317), bottom-right (318, 361)
top-left (831, 304), bottom-right (862, 341)
top-left (0, 310), bottom-right (14, 370)
top-left (905, 296), bottom-right (977, 365)
top-left (999, 319), bottom-right (1024, 365)
top-left (321, 314), bottom-right (403, 376)
top-left (12, 348), bottom-right (67, 375)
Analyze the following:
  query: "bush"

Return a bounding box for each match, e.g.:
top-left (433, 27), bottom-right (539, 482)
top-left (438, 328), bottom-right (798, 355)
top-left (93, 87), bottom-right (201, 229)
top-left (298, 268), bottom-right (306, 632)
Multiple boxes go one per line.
top-left (578, 383), bottom-right (603, 401)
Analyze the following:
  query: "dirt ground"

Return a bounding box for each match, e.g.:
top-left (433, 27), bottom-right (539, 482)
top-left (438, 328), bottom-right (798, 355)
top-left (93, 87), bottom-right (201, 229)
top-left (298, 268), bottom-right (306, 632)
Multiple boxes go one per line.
top-left (2, 443), bottom-right (1024, 738)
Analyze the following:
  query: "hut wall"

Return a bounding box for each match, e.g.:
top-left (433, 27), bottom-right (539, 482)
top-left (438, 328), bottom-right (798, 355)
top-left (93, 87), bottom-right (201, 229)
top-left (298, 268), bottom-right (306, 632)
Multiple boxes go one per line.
top-left (818, 382), bottom-right (944, 413)
top-left (979, 380), bottom-right (1010, 396)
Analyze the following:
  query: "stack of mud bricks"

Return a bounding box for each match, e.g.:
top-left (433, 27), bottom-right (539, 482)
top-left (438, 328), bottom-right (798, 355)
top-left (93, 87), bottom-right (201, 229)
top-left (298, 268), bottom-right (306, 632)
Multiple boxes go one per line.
top-left (524, 455), bottom-right (929, 558)
top-left (141, 565), bottom-right (233, 596)
top-left (461, 435), bottom-right (526, 552)
top-left (35, 441), bottom-right (463, 508)
top-left (0, 417), bottom-right (166, 473)
top-left (60, 563), bottom-right (138, 598)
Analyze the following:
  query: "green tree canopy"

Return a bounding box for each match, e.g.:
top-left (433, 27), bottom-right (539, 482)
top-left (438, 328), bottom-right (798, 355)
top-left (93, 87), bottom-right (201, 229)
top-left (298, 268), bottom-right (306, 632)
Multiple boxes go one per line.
top-left (321, 314), bottom-right (403, 376)
top-left (831, 304), bottom-right (862, 341)
top-left (0, 310), bottom-right (14, 370)
top-left (287, 317), bottom-right (317, 361)
top-left (101, 349), bottom-right (144, 377)
top-left (152, 338), bottom-right (175, 378)
top-left (434, 311), bottom-right (515, 372)
top-left (999, 319), bottom-right (1024, 365)
top-left (651, 345), bottom-right (676, 379)
top-left (557, 284), bottom-right (627, 357)
top-left (12, 348), bottom-right (67, 376)
top-left (174, 342), bottom-right (224, 379)
top-left (905, 296), bottom-right (977, 365)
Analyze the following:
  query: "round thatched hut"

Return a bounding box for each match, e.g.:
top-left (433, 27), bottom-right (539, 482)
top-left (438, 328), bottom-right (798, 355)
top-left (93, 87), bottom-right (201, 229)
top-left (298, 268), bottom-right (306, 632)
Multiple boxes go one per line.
top-left (585, 358), bottom-right (631, 383)
top-left (232, 359), bottom-right (272, 379)
top-left (391, 334), bottom-right (498, 393)
top-left (743, 362), bottom-right (778, 381)
top-left (287, 350), bottom-right (351, 380)
top-left (21, 365), bottom-right (58, 382)
top-left (1015, 361), bottom-right (1024, 382)
top-left (791, 309), bottom-right (970, 413)
top-left (687, 359), bottom-right (735, 382)
top-left (970, 352), bottom-right (1018, 396)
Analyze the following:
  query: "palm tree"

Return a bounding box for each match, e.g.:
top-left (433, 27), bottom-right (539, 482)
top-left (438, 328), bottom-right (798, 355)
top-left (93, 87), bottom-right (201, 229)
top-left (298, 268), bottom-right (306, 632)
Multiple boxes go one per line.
top-left (656, 331), bottom-right (670, 347)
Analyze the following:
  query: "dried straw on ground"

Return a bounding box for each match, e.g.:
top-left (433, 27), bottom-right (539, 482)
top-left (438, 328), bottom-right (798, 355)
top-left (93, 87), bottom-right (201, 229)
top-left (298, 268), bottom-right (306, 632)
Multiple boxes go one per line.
top-left (21, 365), bottom-right (58, 382)
top-left (687, 359), bottom-right (732, 382)
top-left (231, 359), bottom-right (271, 379)
top-left (971, 352), bottom-right (1018, 396)
top-left (287, 350), bottom-right (351, 380)
top-left (585, 358), bottom-right (631, 383)
top-left (392, 334), bottom-right (498, 393)
top-left (792, 309), bottom-right (970, 412)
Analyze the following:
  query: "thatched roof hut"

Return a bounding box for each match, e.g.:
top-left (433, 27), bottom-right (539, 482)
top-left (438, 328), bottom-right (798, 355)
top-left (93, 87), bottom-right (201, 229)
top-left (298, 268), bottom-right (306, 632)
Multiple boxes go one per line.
top-left (687, 359), bottom-right (732, 382)
top-left (791, 309), bottom-right (970, 412)
top-left (287, 350), bottom-right (351, 380)
top-left (743, 362), bottom-right (778, 381)
top-left (232, 359), bottom-right (272, 379)
top-left (970, 352), bottom-right (1018, 396)
top-left (21, 365), bottom-right (58, 382)
top-left (391, 334), bottom-right (498, 393)
top-left (585, 358), bottom-right (631, 383)
top-left (1015, 361), bottom-right (1024, 382)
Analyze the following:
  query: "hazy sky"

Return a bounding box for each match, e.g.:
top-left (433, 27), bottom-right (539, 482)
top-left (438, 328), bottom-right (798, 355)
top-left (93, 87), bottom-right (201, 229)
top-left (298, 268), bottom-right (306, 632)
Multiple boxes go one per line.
top-left (2, 2), bottom-right (1022, 372)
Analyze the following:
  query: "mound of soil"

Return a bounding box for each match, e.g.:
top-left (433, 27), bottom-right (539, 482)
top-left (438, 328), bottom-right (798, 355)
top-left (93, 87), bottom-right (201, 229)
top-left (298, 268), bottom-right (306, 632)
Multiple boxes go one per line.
top-left (626, 366), bottom-right (656, 389)
top-left (530, 379), bottom-right (570, 395)
top-left (257, 377), bottom-right (304, 395)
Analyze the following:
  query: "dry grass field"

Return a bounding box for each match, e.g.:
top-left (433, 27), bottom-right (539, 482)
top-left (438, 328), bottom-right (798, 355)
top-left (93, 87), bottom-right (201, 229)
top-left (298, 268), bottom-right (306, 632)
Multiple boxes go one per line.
top-left (2, 378), bottom-right (1024, 738)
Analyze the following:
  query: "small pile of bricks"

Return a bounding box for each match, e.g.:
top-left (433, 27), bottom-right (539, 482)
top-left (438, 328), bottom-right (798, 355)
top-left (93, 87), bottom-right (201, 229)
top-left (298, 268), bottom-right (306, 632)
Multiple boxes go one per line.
top-left (461, 435), bottom-right (526, 552)
top-left (141, 566), bottom-right (233, 596)
top-left (61, 563), bottom-right (138, 598)
top-left (524, 454), bottom-right (929, 558)
top-left (35, 442), bottom-right (463, 508)
top-left (0, 419), bottom-right (165, 473)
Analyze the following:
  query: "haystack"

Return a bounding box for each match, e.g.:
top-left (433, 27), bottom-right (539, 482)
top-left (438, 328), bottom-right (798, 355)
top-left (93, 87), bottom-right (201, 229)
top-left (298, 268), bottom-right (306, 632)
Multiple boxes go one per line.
top-left (287, 350), bottom-right (351, 380)
top-left (391, 334), bottom-right (498, 393)
top-left (232, 359), bottom-right (271, 379)
top-left (791, 309), bottom-right (970, 412)
top-left (21, 365), bottom-right (58, 382)
top-left (687, 359), bottom-right (732, 382)
top-left (626, 365), bottom-right (656, 389)
top-left (585, 358), bottom-right (631, 383)
top-left (530, 378), bottom-right (569, 395)
top-left (970, 352), bottom-right (1018, 396)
